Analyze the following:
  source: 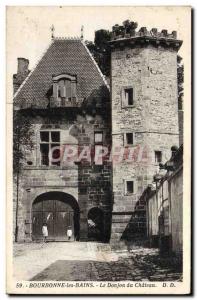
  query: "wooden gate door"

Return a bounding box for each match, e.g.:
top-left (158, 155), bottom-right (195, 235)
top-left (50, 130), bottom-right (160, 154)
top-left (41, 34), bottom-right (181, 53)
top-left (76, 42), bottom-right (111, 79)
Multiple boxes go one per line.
top-left (32, 199), bottom-right (75, 241)
top-left (54, 201), bottom-right (74, 241)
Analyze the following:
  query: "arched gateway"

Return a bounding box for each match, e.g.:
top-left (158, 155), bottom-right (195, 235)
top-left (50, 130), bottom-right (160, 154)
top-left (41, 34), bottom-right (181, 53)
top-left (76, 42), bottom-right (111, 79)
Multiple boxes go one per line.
top-left (32, 192), bottom-right (79, 241)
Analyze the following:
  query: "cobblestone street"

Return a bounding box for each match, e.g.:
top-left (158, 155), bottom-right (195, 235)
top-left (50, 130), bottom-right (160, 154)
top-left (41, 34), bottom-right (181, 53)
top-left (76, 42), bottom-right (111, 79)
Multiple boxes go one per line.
top-left (13, 242), bottom-right (182, 281)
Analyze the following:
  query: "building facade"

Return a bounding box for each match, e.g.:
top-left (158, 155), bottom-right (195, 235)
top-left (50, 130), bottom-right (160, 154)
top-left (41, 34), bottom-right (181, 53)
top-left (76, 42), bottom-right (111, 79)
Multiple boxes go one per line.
top-left (13, 21), bottom-right (183, 244)
top-left (13, 38), bottom-right (112, 242)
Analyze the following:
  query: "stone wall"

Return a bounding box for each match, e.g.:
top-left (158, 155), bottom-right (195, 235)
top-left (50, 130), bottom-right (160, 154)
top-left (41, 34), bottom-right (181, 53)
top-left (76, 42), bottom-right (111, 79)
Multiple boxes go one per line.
top-left (76, 110), bottom-right (112, 241)
top-left (169, 166), bottom-right (183, 255)
top-left (111, 44), bottom-right (180, 243)
top-left (147, 179), bottom-right (169, 244)
top-left (14, 107), bottom-right (112, 242)
top-left (146, 146), bottom-right (183, 255)
top-left (178, 110), bottom-right (184, 146)
top-left (146, 165), bottom-right (183, 255)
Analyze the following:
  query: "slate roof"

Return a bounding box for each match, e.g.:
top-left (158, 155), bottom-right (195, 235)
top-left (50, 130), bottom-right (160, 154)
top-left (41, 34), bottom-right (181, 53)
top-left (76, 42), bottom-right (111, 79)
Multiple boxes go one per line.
top-left (14, 38), bottom-right (109, 109)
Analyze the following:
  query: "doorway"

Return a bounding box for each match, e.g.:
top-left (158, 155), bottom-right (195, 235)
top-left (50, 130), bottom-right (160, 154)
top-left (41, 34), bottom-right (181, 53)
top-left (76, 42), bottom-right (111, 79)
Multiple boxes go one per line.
top-left (32, 192), bottom-right (79, 241)
top-left (87, 207), bottom-right (104, 242)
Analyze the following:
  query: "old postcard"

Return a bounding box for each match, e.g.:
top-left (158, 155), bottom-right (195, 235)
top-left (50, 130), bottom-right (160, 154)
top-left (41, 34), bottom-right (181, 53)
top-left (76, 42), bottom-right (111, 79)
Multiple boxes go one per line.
top-left (6, 6), bottom-right (191, 294)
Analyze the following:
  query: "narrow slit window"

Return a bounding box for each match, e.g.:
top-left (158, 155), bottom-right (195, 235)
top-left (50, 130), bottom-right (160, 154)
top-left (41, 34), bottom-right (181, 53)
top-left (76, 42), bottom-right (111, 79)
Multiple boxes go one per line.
top-left (126, 181), bottom-right (134, 195)
top-left (155, 151), bottom-right (162, 163)
top-left (126, 133), bottom-right (133, 145)
top-left (94, 132), bottom-right (104, 165)
top-left (125, 88), bottom-right (133, 106)
top-left (94, 132), bottom-right (103, 144)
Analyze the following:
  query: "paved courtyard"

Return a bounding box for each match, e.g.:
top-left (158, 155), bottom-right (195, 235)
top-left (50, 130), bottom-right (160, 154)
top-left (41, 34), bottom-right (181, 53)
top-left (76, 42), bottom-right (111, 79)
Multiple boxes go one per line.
top-left (13, 242), bottom-right (182, 281)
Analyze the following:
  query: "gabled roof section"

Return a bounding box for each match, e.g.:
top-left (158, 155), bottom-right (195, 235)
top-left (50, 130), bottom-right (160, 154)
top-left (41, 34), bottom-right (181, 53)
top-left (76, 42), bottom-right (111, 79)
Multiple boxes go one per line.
top-left (14, 37), bottom-right (109, 109)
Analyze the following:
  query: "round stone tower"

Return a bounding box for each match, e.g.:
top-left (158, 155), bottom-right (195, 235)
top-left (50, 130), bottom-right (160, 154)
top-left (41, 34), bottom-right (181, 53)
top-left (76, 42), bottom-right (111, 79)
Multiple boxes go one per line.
top-left (109, 21), bottom-right (182, 244)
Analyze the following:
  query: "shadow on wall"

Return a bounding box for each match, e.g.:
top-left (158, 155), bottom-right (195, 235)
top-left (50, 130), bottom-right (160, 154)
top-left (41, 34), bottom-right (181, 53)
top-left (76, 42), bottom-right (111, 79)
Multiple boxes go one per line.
top-left (120, 197), bottom-right (147, 248)
top-left (88, 207), bottom-right (104, 242)
top-left (81, 85), bottom-right (110, 112)
top-left (87, 207), bottom-right (112, 243)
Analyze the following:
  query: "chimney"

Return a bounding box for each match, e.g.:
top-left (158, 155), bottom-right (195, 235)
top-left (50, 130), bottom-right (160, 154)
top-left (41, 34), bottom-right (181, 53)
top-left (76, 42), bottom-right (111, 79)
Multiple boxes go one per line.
top-left (17, 57), bottom-right (29, 74)
top-left (13, 57), bottom-right (30, 95)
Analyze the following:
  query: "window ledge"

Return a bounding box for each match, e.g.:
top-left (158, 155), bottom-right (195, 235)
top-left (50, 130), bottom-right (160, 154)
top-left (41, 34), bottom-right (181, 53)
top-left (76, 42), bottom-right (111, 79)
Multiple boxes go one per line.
top-left (124, 144), bottom-right (135, 147)
top-left (122, 105), bottom-right (135, 109)
top-left (23, 165), bottom-right (78, 170)
top-left (154, 163), bottom-right (162, 166)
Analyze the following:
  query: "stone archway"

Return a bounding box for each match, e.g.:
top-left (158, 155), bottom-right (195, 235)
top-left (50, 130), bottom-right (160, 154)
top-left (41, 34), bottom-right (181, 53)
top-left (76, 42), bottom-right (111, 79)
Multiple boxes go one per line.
top-left (87, 207), bottom-right (104, 242)
top-left (32, 192), bottom-right (80, 241)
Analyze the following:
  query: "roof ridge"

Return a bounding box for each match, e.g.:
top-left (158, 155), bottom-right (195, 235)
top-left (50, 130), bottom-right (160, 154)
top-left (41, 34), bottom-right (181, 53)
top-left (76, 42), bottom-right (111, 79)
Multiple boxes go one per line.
top-left (54, 36), bottom-right (81, 40)
top-left (13, 37), bottom-right (110, 106)
top-left (13, 39), bottom-right (55, 99)
top-left (81, 40), bottom-right (110, 90)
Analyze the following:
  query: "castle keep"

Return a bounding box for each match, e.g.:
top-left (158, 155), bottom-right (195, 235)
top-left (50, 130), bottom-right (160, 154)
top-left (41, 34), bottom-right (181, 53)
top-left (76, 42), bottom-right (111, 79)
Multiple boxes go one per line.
top-left (109, 24), bottom-right (182, 242)
top-left (13, 21), bottom-right (183, 244)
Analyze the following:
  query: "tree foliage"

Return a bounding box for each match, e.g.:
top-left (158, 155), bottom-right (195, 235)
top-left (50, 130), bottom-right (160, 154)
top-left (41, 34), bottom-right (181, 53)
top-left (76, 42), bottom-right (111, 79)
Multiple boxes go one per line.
top-left (86, 21), bottom-right (138, 78)
top-left (13, 110), bottom-right (34, 175)
top-left (86, 29), bottom-right (111, 77)
top-left (86, 25), bottom-right (184, 111)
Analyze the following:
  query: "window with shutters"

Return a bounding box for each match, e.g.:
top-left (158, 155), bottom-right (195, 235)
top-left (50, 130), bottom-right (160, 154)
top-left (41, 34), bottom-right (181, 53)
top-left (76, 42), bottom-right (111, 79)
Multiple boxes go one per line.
top-left (52, 74), bottom-right (77, 104)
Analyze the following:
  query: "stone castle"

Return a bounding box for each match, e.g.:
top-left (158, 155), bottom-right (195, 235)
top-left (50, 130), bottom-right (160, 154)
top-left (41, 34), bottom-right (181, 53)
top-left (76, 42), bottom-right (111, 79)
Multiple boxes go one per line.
top-left (13, 21), bottom-right (183, 244)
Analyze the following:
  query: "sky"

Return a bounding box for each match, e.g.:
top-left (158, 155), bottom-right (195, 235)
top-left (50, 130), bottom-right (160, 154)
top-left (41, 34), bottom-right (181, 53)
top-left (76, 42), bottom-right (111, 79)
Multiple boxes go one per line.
top-left (6, 6), bottom-right (190, 99)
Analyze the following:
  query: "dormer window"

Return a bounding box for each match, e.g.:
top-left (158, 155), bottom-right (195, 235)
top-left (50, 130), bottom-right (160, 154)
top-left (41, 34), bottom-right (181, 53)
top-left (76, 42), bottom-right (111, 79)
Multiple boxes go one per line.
top-left (52, 73), bottom-right (77, 105)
